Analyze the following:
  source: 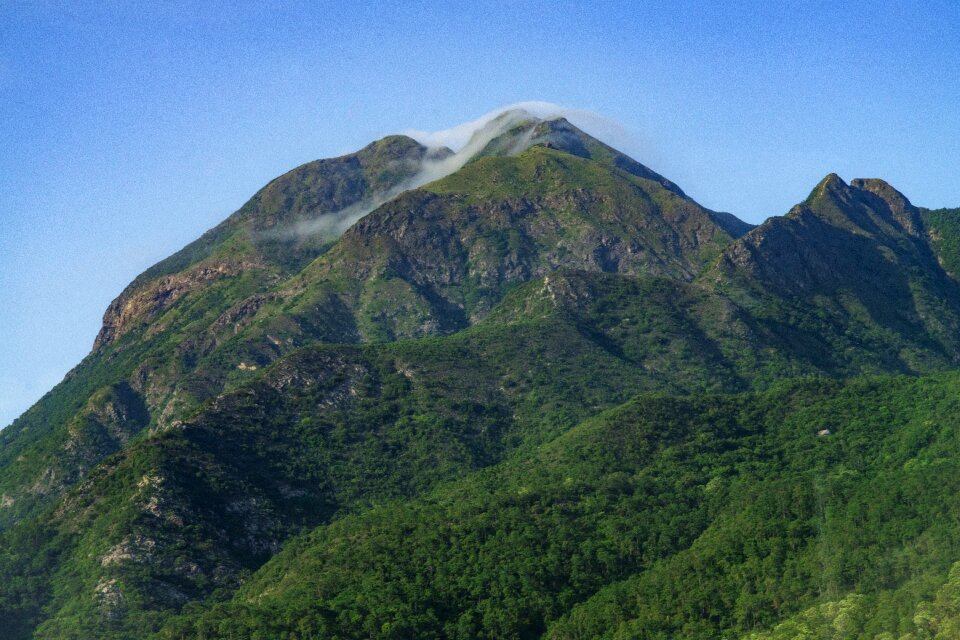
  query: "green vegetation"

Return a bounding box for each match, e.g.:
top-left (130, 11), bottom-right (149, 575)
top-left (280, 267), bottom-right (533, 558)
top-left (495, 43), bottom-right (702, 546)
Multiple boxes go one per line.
top-left (923, 207), bottom-right (960, 279)
top-left (153, 374), bottom-right (960, 639)
top-left (5, 112), bottom-right (960, 639)
top-left (0, 133), bottom-right (439, 527)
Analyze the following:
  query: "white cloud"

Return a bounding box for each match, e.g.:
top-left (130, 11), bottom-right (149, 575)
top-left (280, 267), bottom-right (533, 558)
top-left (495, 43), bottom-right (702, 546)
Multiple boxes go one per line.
top-left (266, 102), bottom-right (638, 242)
top-left (267, 107), bottom-right (541, 242)
top-left (402, 101), bottom-right (633, 152)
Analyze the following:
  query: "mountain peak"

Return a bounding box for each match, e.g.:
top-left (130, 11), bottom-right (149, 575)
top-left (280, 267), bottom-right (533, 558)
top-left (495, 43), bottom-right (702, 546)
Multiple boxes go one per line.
top-left (819, 172), bottom-right (846, 189)
top-left (718, 169), bottom-right (937, 300)
top-left (491, 107), bottom-right (538, 123)
top-left (463, 111), bottom-right (687, 197)
top-left (12, 105), bottom-right (960, 640)
top-left (798, 173), bottom-right (921, 238)
top-left (804, 173), bottom-right (853, 208)
top-left (360, 133), bottom-right (423, 153)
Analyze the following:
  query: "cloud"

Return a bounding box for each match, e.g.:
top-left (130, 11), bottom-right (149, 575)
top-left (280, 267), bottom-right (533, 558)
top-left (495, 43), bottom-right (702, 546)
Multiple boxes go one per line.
top-left (403, 101), bottom-right (635, 153)
top-left (265, 108), bottom-right (539, 242)
top-left (265, 102), bottom-right (637, 243)
top-left (272, 197), bottom-right (391, 241)
top-left (405, 107), bottom-right (533, 185)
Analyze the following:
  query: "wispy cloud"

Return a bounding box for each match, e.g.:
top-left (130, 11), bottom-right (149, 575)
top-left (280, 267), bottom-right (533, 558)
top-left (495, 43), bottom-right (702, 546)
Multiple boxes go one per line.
top-left (266, 102), bottom-right (635, 242)
top-left (403, 101), bottom-right (635, 153)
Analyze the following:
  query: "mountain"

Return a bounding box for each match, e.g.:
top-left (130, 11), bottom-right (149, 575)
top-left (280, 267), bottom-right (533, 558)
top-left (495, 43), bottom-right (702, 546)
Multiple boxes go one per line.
top-left (0, 113), bottom-right (744, 530)
top-left (4, 108), bottom-right (960, 639)
top-left (709, 173), bottom-right (960, 374)
top-left (0, 134), bottom-right (449, 531)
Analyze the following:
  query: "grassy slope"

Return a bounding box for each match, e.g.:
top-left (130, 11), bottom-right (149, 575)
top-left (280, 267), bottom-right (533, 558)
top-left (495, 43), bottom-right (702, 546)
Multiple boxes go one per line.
top-left (223, 144), bottom-right (738, 353)
top-left (15, 254), bottom-right (960, 637)
top-left (0, 138), bottom-right (754, 638)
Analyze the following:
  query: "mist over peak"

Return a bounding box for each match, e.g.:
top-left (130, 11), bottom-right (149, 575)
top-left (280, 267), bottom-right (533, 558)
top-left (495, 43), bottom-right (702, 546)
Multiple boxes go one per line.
top-left (266, 103), bottom-right (643, 243)
top-left (403, 101), bottom-right (635, 153)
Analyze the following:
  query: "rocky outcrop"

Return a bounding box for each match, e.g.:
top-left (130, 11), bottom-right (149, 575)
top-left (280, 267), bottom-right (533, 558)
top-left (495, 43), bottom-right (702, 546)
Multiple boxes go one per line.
top-left (850, 177), bottom-right (923, 237)
top-left (94, 258), bottom-right (263, 350)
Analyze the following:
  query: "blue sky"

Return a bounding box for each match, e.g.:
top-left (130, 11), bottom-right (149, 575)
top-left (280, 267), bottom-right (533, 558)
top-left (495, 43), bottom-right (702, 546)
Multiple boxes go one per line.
top-left (2, 0), bottom-right (960, 427)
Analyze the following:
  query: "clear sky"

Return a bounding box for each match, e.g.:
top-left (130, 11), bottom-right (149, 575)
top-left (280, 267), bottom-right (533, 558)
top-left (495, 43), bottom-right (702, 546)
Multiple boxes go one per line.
top-left (3, 0), bottom-right (960, 428)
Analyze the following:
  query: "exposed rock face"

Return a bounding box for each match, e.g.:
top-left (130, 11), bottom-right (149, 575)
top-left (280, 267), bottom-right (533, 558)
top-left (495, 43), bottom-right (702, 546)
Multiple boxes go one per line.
top-left (95, 578), bottom-right (125, 622)
top-left (296, 145), bottom-right (740, 340)
top-left (94, 258), bottom-right (263, 350)
top-left (850, 177), bottom-right (923, 237)
top-left (100, 535), bottom-right (158, 568)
